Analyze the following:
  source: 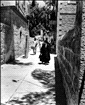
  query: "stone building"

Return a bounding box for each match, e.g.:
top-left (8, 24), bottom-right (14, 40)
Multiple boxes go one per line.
top-left (79, 1), bottom-right (85, 105)
top-left (1, 0), bottom-right (29, 16)
top-left (0, 1), bottom-right (29, 64)
top-left (55, 0), bottom-right (85, 105)
top-left (57, 1), bottom-right (76, 41)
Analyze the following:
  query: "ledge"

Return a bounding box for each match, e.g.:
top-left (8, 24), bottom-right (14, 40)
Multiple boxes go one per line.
top-left (0, 6), bottom-right (28, 23)
top-left (60, 13), bottom-right (76, 15)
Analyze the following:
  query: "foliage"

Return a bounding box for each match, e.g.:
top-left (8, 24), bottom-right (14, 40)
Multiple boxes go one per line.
top-left (28, 0), bottom-right (57, 37)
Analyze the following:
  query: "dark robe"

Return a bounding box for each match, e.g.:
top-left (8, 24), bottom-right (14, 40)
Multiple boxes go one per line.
top-left (39, 41), bottom-right (50, 63)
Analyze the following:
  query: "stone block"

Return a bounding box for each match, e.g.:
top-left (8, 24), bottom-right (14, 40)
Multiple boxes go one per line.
top-left (73, 75), bottom-right (79, 92)
top-left (61, 3), bottom-right (76, 13)
top-left (59, 52), bottom-right (72, 78)
top-left (57, 57), bottom-right (67, 77)
top-left (65, 73), bottom-right (72, 88)
top-left (64, 47), bottom-right (74, 63)
top-left (58, 45), bottom-right (63, 55)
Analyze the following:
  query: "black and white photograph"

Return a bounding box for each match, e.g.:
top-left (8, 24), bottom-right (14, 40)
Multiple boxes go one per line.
top-left (0, 0), bottom-right (85, 105)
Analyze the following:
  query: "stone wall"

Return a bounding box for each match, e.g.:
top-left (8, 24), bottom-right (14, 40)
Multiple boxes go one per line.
top-left (56, 29), bottom-right (80, 105)
top-left (79, 1), bottom-right (85, 105)
top-left (11, 7), bottom-right (29, 58)
top-left (55, 1), bottom-right (80, 105)
top-left (0, 23), bottom-right (6, 64)
top-left (28, 37), bottom-right (34, 51)
top-left (0, 6), bottom-right (29, 64)
top-left (55, 1), bottom-right (85, 105)
top-left (57, 1), bottom-right (76, 41)
top-left (0, 6), bottom-right (15, 63)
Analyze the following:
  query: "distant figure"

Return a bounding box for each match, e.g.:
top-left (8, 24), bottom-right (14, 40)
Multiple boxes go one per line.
top-left (38, 39), bottom-right (43, 51)
top-left (39, 38), bottom-right (50, 64)
top-left (32, 37), bottom-right (38, 54)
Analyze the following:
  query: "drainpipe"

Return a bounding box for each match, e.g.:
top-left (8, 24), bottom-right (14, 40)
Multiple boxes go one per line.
top-left (55, 0), bottom-right (58, 54)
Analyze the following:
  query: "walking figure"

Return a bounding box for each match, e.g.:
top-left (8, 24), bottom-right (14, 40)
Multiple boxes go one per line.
top-left (32, 37), bottom-right (38, 54)
top-left (39, 38), bottom-right (50, 64)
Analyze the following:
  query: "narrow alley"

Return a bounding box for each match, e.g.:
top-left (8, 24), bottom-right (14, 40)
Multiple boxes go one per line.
top-left (1, 49), bottom-right (67, 105)
top-left (1, 1), bottom-right (85, 105)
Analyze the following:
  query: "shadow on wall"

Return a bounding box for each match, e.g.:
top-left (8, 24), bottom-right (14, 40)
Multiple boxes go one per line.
top-left (0, 6), bottom-right (15, 64)
top-left (55, 57), bottom-right (67, 105)
top-left (4, 24), bottom-right (15, 64)
top-left (1, 6), bottom-right (29, 64)
top-left (56, 27), bottom-right (80, 105)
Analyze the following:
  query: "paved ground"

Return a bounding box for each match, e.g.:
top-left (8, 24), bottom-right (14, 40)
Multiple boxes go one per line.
top-left (1, 49), bottom-right (56, 105)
